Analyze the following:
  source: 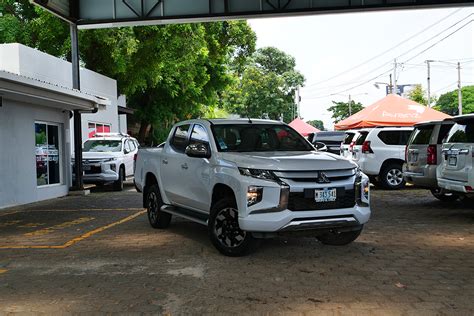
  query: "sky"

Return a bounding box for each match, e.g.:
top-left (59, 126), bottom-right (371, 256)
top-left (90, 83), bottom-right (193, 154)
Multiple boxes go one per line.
top-left (248, 6), bottom-right (474, 130)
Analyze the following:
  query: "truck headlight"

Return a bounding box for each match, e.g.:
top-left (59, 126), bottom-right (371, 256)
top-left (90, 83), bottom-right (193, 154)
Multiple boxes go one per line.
top-left (247, 186), bottom-right (263, 206)
top-left (238, 168), bottom-right (278, 182)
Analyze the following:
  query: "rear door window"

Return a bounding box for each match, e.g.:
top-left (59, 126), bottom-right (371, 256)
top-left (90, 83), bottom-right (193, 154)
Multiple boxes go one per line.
top-left (171, 124), bottom-right (191, 153)
top-left (355, 132), bottom-right (369, 145)
top-left (409, 126), bottom-right (434, 145)
top-left (437, 124), bottom-right (455, 144)
top-left (446, 122), bottom-right (474, 143)
top-left (343, 132), bottom-right (355, 145)
top-left (378, 130), bottom-right (412, 145)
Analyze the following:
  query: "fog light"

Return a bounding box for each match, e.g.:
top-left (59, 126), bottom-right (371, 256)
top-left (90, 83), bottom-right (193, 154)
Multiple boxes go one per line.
top-left (110, 164), bottom-right (116, 172)
top-left (363, 182), bottom-right (370, 200)
top-left (247, 186), bottom-right (263, 206)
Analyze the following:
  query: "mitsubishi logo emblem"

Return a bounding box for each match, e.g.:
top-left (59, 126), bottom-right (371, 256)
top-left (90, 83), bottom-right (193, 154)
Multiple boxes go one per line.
top-left (317, 172), bottom-right (331, 183)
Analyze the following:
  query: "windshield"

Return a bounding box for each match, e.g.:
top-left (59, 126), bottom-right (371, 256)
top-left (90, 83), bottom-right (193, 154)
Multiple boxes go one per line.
top-left (212, 124), bottom-right (314, 152)
top-left (83, 140), bottom-right (122, 152)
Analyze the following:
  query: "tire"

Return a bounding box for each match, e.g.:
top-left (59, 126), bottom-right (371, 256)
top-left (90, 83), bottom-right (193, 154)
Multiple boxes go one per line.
top-left (430, 188), bottom-right (461, 202)
top-left (146, 184), bottom-right (172, 229)
top-left (368, 175), bottom-right (378, 185)
top-left (113, 167), bottom-right (124, 191)
top-left (209, 198), bottom-right (255, 257)
top-left (380, 163), bottom-right (405, 190)
top-left (317, 226), bottom-right (363, 246)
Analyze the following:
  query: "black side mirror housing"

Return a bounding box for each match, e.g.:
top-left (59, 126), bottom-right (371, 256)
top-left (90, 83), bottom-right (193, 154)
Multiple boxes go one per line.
top-left (185, 143), bottom-right (211, 159)
top-left (314, 141), bottom-right (328, 152)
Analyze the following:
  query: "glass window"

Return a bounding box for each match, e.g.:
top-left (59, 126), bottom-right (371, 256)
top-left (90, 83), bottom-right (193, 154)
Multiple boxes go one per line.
top-left (343, 132), bottom-right (355, 145)
top-left (171, 124), bottom-right (191, 153)
top-left (446, 122), bottom-right (474, 143)
top-left (190, 124), bottom-right (210, 146)
top-left (35, 123), bottom-right (61, 186)
top-left (355, 132), bottom-right (369, 145)
top-left (438, 124), bottom-right (454, 144)
top-left (128, 140), bottom-right (136, 151)
top-left (212, 124), bottom-right (313, 152)
top-left (409, 126), bottom-right (433, 145)
top-left (88, 122), bottom-right (111, 138)
top-left (83, 140), bottom-right (122, 152)
top-left (379, 130), bottom-right (412, 145)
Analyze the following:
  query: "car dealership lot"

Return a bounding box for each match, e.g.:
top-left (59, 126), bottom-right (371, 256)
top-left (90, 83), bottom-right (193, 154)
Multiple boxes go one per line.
top-left (0, 186), bottom-right (473, 314)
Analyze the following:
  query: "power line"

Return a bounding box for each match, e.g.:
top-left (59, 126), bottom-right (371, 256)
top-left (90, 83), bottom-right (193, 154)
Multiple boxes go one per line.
top-left (303, 8), bottom-right (464, 88)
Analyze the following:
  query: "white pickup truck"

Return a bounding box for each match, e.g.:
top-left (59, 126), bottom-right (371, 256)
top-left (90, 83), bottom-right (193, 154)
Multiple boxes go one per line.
top-left (134, 119), bottom-right (371, 256)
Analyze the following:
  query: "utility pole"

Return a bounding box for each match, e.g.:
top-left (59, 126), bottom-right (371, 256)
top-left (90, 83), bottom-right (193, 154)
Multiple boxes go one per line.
top-left (426, 60), bottom-right (433, 107)
top-left (348, 94), bottom-right (352, 116)
top-left (389, 74), bottom-right (393, 94)
top-left (297, 86), bottom-right (301, 118)
top-left (457, 62), bottom-right (463, 115)
top-left (393, 59), bottom-right (397, 95)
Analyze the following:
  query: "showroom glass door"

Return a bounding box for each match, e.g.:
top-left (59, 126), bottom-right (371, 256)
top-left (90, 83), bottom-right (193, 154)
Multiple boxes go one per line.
top-left (35, 122), bottom-right (62, 186)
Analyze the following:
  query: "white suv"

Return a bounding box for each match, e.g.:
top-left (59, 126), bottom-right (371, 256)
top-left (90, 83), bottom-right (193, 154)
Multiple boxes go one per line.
top-left (351, 127), bottom-right (413, 189)
top-left (75, 133), bottom-right (139, 191)
top-left (438, 114), bottom-right (474, 197)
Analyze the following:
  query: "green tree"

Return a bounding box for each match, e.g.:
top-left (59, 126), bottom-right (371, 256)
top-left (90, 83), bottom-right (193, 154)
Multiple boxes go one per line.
top-left (306, 120), bottom-right (325, 131)
top-left (328, 100), bottom-right (364, 123)
top-left (407, 84), bottom-right (428, 105)
top-left (223, 47), bottom-right (305, 122)
top-left (434, 85), bottom-right (474, 116)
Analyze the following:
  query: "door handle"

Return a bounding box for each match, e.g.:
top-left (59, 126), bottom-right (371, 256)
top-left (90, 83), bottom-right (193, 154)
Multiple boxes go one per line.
top-left (181, 163), bottom-right (188, 170)
top-left (162, 159), bottom-right (168, 164)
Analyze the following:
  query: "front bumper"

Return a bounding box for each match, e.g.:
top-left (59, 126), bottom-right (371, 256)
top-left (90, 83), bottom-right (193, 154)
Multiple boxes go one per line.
top-left (238, 173), bottom-right (371, 233)
top-left (72, 162), bottom-right (119, 183)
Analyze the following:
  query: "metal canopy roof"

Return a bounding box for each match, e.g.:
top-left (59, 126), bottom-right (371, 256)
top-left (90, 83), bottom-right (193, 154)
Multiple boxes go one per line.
top-left (32, 0), bottom-right (474, 29)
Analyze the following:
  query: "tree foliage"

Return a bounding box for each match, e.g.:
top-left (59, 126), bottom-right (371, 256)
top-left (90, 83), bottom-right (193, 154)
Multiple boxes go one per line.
top-left (434, 85), bottom-right (474, 116)
top-left (223, 47), bottom-right (305, 122)
top-left (0, 1), bottom-right (257, 144)
top-left (306, 120), bottom-right (325, 131)
top-left (328, 100), bottom-right (364, 123)
top-left (407, 84), bottom-right (428, 105)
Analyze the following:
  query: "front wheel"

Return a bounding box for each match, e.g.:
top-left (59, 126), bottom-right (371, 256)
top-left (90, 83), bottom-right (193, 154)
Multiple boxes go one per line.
top-left (380, 163), bottom-right (405, 190)
top-left (113, 167), bottom-right (124, 191)
top-left (317, 227), bottom-right (363, 246)
top-left (430, 188), bottom-right (461, 202)
top-left (146, 184), bottom-right (172, 229)
top-left (209, 198), bottom-right (255, 257)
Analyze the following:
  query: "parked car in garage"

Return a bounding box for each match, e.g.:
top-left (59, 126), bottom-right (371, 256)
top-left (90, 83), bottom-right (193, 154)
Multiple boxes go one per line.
top-left (351, 126), bottom-right (413, 189)
top-left (73, 133), bottom-right (140, 191)
top-left (403, 119), bottom-right (457, 201)
top-left (309, 131), bottom-right (347, 155)
top-left (340, 130), bottom-right (357, 158)
top-left (437, 114), bottom-right (474, 197)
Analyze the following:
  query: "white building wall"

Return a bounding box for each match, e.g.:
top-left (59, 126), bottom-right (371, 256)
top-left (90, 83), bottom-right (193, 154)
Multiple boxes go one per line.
top-left (0, 99), bottom-right (70, 209)
top-left (0, 43), bottom-right (123, 144)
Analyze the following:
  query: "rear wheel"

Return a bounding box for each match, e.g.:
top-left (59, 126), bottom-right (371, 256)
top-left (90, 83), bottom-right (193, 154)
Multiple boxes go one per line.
top-left (209, 198), bottom-right (255, 257)
top-left (430, 188), bottom-right (461, 202)
top-left (146, 184), bottom-right (172, 229)
top-left (380, 163), bottom-right (405, 190)
top-left (317, 227), bottom-right (363, 246)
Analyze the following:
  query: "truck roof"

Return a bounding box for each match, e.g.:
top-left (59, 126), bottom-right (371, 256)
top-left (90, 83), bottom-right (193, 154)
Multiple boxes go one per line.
top-left (179, 118), bottom-right (285, 125)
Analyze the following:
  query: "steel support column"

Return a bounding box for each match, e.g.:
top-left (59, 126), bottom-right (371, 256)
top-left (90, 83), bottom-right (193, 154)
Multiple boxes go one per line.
top-left (70, 23), bottom-right (84, 190)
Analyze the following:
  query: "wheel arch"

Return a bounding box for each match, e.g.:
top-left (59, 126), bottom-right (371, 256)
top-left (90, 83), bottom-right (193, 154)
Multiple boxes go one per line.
top-left (143, 172), bottom-right (158, 208)
top-left (211, 183), bottom-right (237, 210)
top-left (380, 158), bottom-right (405, 172)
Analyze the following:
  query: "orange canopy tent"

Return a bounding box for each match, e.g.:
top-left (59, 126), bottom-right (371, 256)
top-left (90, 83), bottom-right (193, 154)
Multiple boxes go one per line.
top-left (289, 118), bottom-right (320, 136)
top-left (334, 94), bottom-right (451, 130)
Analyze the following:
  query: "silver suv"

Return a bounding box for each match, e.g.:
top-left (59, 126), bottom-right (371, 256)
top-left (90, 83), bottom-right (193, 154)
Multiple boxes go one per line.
top-left (403, 119), bottom-right (456, 201)
top-left (438, 114), bottom-right (474, 197)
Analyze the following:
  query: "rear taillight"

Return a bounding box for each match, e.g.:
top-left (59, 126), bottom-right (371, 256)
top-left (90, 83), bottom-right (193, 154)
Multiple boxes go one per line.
top-left (361, 141), bottom-right (373, 154)
top-left (427, 145), bottom-right (437, 165)
top-left (349, 141), bottom-right (355, 152)
top-left (134, 153), bottom-right (138, 161)
top-left (466, 186), bottom-right (473, 192)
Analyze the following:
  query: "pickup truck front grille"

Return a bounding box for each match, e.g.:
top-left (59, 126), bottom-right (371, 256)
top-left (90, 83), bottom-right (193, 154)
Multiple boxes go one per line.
top-left (85, 166), bottom-right (102, 174)
top-left (274, 169), bottom-right (356, 183)
top-left (288, 190), bottom-right (356, 211)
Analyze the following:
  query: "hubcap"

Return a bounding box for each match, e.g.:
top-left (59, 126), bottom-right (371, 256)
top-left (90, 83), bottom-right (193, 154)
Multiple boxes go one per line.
top-left (214, 207), bottom-right (246, 248)
top-left (148, 191), bottom-right (158, 222)
top-left (387, 168), bottom-right (403, 186)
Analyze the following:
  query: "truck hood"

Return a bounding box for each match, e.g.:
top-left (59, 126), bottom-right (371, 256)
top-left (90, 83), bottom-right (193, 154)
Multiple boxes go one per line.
top-left (79, 152), bottom-right (123, 160)
top-left (220, 151), bottom-right (356, 171)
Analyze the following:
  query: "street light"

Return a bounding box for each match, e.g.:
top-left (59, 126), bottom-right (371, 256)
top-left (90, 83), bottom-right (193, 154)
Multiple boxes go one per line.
top-left (330, 92), bottom-right (368, 116)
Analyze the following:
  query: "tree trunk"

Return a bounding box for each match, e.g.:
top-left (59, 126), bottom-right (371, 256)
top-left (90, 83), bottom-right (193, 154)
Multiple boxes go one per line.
top-left (138, 120), bottom-right (149, 144)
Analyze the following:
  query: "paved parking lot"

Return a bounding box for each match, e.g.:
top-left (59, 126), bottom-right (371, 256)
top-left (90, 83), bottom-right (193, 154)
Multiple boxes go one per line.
top-left (0, 184), bottom-right (473, 315)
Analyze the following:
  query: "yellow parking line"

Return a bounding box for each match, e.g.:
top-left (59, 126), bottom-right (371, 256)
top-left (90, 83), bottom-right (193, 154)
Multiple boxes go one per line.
top-left (0, 210), bottom-right (146, 250)
top-left (24, 217), bottom-right (95, 237)
top-left (0, 269), bottom-right (7, 274)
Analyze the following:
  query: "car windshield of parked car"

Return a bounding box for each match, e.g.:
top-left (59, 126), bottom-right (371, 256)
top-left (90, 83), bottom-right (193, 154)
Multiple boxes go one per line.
top-left (83, 140), bottom-right (122, 152)
top-left (213, 124), bottom-right (313, 152)
top-left (446, 122), bottom-right (474, 143)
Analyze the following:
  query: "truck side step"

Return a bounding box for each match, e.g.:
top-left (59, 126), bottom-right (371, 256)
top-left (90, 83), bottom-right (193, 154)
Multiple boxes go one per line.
top-left (161, 205), bottom-right (209, 226)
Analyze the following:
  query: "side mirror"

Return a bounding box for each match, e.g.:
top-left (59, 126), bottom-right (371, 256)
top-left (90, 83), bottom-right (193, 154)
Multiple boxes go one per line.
top-left (185, 143), bottom-right (211, 159)
top-left (124, 149), bottom-right (130, 154)
top-left (314, 142), bottom-right (328, 152)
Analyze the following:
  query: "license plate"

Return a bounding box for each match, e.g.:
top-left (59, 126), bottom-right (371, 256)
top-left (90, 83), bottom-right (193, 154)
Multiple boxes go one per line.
top-left (83, 165), bottom-right (91, 171)
top-left (315, 188), bottom-right (337, 203)
top-left (448, 156), bottom-right (457, 166)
